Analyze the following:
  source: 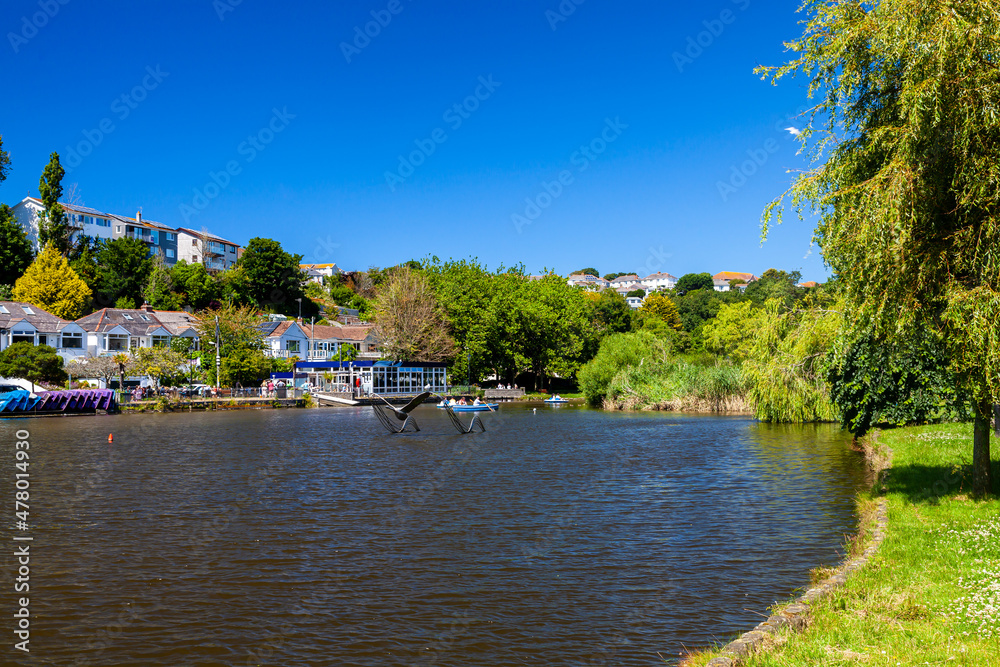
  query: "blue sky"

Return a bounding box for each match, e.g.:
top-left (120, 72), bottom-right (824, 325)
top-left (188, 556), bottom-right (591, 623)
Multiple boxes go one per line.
top-left (0, 0), bottom-right (826, 280)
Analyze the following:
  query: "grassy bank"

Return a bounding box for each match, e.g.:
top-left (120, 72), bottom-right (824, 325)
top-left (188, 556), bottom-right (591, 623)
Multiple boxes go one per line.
top-left (684, 422), bottom-right (1000, 666)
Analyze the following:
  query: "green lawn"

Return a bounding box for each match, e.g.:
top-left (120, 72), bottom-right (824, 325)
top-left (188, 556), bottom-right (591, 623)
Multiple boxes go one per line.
top-left (684, 422), bottom-right (1000, 666)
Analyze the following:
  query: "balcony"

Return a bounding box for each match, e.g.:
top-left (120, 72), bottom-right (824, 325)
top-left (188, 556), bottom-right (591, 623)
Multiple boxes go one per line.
top-left (126, 231), bottom-right (155, 245)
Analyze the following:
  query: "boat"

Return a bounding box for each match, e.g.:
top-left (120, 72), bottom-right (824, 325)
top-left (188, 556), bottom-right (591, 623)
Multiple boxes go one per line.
top-left (544, 396), bottom-right (569, 404)
top-left (436, 402), bottom-right (499, 412)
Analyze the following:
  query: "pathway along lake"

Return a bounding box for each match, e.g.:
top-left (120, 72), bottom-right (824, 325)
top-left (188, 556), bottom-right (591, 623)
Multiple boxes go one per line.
top-left (2, 405), bottom-right (868, 666)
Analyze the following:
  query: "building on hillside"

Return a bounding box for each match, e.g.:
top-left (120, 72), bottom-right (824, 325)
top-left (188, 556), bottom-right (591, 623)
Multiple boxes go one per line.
top-left (614, 282), bottom-right (650, 297)
top-left (259, 320), bottom-right (311, 360)
top-left (0, 301), bottom-right (89, 362)
top-left (175, 228), bottom-right (241, 273)
top-left (609, 274), bottom-right (641, 290)
top-left (75, 305), bottom-right (199, 356)
top-left (109, 211), bottom-right (179, 265)
top-left (641, 272), bottom-right (678, 291)
top-left (625, 296), bottom-right (644, 309)
top-left (796, 281), bottom-right (819, 288)
top-left (567, 273), bottom-right (610, 290)
top-left (10, 196), bottom-right (115, 250)
top-left (712, 271), bottom-right (758, 292)
top-left (300, 263), bottom-right (341, 285)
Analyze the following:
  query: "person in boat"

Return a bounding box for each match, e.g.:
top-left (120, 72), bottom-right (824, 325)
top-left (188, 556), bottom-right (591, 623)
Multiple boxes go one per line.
top-left (458, 397), bottom-right (467, 405)
top-left (448, 398), bottom-right (456, 406)
top-left (473, 397), bottom-right (481, 406)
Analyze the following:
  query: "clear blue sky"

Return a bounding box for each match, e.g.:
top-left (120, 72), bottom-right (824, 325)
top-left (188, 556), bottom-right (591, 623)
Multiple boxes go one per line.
top-left (1, 0), bottom-right (826, 280)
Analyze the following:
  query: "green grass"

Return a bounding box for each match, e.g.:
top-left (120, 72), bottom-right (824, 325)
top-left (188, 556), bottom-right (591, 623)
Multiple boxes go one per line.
top-left (683, 422), bottom-right (1000, 666)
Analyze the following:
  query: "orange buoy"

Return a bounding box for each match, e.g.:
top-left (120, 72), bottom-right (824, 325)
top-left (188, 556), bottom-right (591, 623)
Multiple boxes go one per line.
top-left (108, 433), bottom-right (113, 443)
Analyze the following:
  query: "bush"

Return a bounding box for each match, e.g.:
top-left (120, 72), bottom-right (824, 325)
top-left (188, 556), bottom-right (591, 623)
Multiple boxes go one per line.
top-left (578, 331), bottom-right (669, 405)
top-left (0, 342), bottom-right (67, 385)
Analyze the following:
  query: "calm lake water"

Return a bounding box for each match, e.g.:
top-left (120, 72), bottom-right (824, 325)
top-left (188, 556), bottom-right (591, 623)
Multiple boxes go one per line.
top-left (1, 405), bottom-right (867, 666)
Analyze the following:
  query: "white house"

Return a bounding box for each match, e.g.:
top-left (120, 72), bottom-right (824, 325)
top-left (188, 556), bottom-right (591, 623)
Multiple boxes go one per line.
top-left (567, 273), bottom-right (610, 290)
top-left (300, 263), bottom-right (341, 285)
top-left (0, 302), bottom-right (89, 362)
top-left (75, 306), bottom-right (189, 355)
top-left (641, 272), bottom-right (678, 291)
top-left (259, 320), bottom-right (311, 360)
top-left (625, 296), bottom-right (644, 309)
top-left (175, 228), bottom-right (241, 273)
top-left (609, 274), bottom-right (641, 290)
top-left (10, 197), bottom-right (115, 250)
top-left (712, 271), bottom-right (758, 292)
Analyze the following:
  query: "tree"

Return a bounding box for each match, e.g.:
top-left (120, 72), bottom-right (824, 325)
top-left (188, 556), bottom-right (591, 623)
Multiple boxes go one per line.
top-left (372, 266), bottom-right (456, 362)
top-left (0, 134), bottom-right (10, 184)
top-left (67, 236), bottom-right (102, 296)
top-left (592, 289), bottom-right (633, 335)
top-left (573, 267), bottom-right (599, 277)
top-left (760, 0), bottom-right (1000, 494)
top-left (37, 152), bottom-right (71, 255)
top-left (639, 292), bottom-right (683, 330)
top-left (194, 303), bottom-right (268, 386)
top-left (578, 331), bottom-right (670, 406)
top-left (171, 260), bottom-right (219, 310)
top-left (703, 301), bottom-right (760, 358)
top-left (66, 355), bottom-right (121, 389)
top-left (132, 346), bottom-right (187, 389)
top-left (743, 268), bottom-right (802, 308)
top-left (144, 256), bottom-right (182, 310)
top-left (13, 245), bottom-right (91, 319)
top-left (625, 289), bottom-right (645, 298)
top-left (0, 204), bottom-right (33, 286)
top-left (234, 237), bottom-right (312, 316)
top-left (604, 272), bottom-right (630, 281)
top-left (0, 342), bottom-right (67, 385)
top-left (95, 237), bottom-right (154, 309)
top-left (675, 272), bottom-right (714, 295)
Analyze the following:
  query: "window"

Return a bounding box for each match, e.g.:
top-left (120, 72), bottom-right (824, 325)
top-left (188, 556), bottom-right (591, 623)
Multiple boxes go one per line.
top-left (286, 340), bottom-right (300, 352)
top-left (229, 245), bottom-right (236, 253)
top-left (193, 255), bottom-right (199, 263)
top-left (152, 335), bottom-right (170, 347)
top-left (106, 334), bottom-right (128, 351)
top-left (130, 337), bottom-right (142, 349)
top-left (166, 249), bottom-right (175, 258)
top-left (62, 332), bottom-right (83, 349)
top-left (116, 225), bottom-right (122, 233)
top-left (12, 330), bottom-right (34, 345)
top-left (0, 306), bottom-right (8, 314)
top-left (122, 314), bottom-right (134, 320)
top-left (192, 239), bottom-right (198, 246)
top-left (166, 233), bottom-right (175, 241)
top-left (139, 315), bottom-right (151, 321)
top-left (22, 307), bottom-right (34, 315)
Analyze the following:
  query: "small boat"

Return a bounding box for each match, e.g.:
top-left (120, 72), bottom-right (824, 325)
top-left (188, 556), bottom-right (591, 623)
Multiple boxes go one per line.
top-left (437, 402), bottom-right (499, 412)
top-left (544, 396), bottom-right (569, 404)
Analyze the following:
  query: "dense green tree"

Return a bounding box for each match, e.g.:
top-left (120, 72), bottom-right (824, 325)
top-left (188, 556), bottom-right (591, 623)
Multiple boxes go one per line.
top-left (326, 277), bottom-right (372, 319)
top-left (578, 331), bottom-right (670, 405)
top-left (829, 328), bottom-right (967, 438)
top-left (604, 272), bottom-right (630, 281)
top-left (37, 152), bottom-right (71, 255)
top-left (0, 134), bottom-right (10, 183)
top-left (675, 272), bottom-right (714, 295)
top-left (194, 303), bottom-right (268, 386)
top-left (743, 268), bottom-right (802, 308)
top-left (171, 260), bottom-right (220, 310)
top-left (625, 289), bottom-right (645, 298)
top-left (702, 301), bottom-right (761, 358)
top-left (13, 245), bottom-right (91, 319)
top-left (144, 256), bottom-right (182, 310)
top-left (592, 289), bottom-right (633, 335)
top-left (67, 236), bottom-right (102, 295)
top-left (760, 0), bottom-right (1000, 493)
top-left (573, 267), bottom-right (599, 277)
top-left (95, 237), bottom-right (153, 309)
top-left (0, 342), bottom-right (67, 385)
top-left (234, 237), bottom-right (313, 316)
top-left (0, 204), bottom-right (33, 286)
top-left (639, 292), bottom-right (683, 330)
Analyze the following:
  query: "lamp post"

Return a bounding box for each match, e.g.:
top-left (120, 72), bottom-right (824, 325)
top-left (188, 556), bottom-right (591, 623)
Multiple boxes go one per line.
top-left (214, 315), bottom-right (221, 391)
top-left (296, 298), bottom-right (302, 321)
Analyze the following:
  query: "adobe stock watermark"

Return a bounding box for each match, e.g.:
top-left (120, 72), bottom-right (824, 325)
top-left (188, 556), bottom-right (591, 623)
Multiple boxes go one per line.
top-left (7, 0), bottom-right (70, 54)
top-left (717, 106), bottom-right (809, 202)
top-left (511, 117), bottom-right (628, 234)
top-left (673, 0), bottom-right (751, 73)
top-left (179, 107), bottom-right (295, 223)
top-left (340, 0), bottom-right (414, 64)
top-left (213, 0), bottom-right (242, 21)
top-left (63, 66), bottom-right (169, 173)
top-left (385, 75), bottom-right (502, 192)
top-left (545, 0), bottom-right (586, 30)
top-left (636, 245), bottom-right (671, 278)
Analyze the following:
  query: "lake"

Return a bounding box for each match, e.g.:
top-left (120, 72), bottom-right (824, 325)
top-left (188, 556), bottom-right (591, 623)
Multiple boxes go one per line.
top-left (0, 404), bottom-right (868, 666)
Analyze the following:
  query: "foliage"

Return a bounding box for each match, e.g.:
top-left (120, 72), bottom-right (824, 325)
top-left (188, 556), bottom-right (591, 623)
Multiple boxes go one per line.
top-left (638, 292), bottom-right (683, 330)
top-left (0, 204), bottom-right (33, 286)
top-left (702, 301), bottom-right (761, 358)
top-left (372, 266), bottom-right (456, 362)
top-left (194, 303), bottom-right (267, 386)
top-left (132, 346), bottom-right (187, 388)
top-left (234, 237), bottom-right (312, 316)
top-left (13, 245), bottom-right (91, 319)
top-left (603, 272), bottom-right (630, 281)
top-left (602, 358), bottom-right (745, 411)
top-left (0, 134), bottom-right (10, 183)
top-left (37, 152), bottom-right (70, 255)
top-left (578, 331), bottom-right (670, 405)
top-left (171, 260), bottom-right (220, 310)
top-left (573, 267), bottom-right (599, 277)
top-left (0, 342), bottom-right (66, 385)
top-left (94, 237), bottom-right (153, 309)
top-left (65, 355), bottom-right (122, 388)
top-left (144, 256), bottom-right (182, 310)
top-left (828, 329), bottom-right (968, 437)
top-left (221, 347), bottom-right (271, 386)
top-left (672, 288), bottom-right (738, 346)
top-left (67, 236), bottom-right (102, 295)
top-left (743, 268), bottom-right (802, 309)
top-left (675, 272), bottom-right (714, 295)
top-left (758, 0), bottom-right (1000, 492)
top-left (0, 285), bottom-right (12, 300)
top-left (326, 277), bottom-right (372, 319)
top-left (592, 289), bottom-right (633, 335)
top-left (740, 298), bottom-right (841, 422)
top-left (625, 289), bottom-right (645, 298)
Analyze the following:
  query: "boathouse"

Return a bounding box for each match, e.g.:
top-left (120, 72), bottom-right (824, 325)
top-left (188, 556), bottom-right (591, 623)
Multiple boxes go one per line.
top-left (273, 359), bottom-right (448, 395)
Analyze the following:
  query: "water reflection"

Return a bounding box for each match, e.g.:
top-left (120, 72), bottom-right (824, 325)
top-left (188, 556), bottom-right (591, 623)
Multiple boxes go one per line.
top-left (0, 406), bottom-right (866, 666)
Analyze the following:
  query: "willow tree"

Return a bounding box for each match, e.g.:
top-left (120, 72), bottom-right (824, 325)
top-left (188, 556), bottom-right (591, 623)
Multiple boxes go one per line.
top-left (760, 0), bottom-right (1000, 495)
top-left (372, 266), bottom-right (456, 362)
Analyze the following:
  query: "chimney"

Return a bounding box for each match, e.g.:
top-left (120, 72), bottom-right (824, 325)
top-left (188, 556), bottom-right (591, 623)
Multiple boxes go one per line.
top-left (140, 302), bottom-right (155, 313)
top-left (136, 209), bottom-right (142, 222)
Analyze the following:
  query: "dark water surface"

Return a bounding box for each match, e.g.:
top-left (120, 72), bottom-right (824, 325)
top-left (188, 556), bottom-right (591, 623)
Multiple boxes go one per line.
top-left (1, 405), bottom-right (867, 666)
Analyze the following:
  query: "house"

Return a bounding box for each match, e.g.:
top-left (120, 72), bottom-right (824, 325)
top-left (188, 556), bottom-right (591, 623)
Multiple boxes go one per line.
top-left (641, 272), bottom-right (678, 291)
top-left (10, 196), bottom-right (115, 250)
top-left (796, 281), bottom-right (819, 288)
top-left (299, 263), bottom-right (341, 285)
top-left (175, 228), bottom-right (241, 273)
top-left (609, 274), bottom-right (641, 289)
top-left (712, 271), bottom-right (758, 292)
top-left (0, 301), bottom-right (89, 362)
top-left (75, 307), bottom-right (181, 355)
top-left (614, 282), bottom-right (650, 297)
top-left (109, 211), bottom-right (179, 265)
top-left (625, 296), bottom-right (644, 309)
top-left (259, 320), bottom-right (311, 360)
top-left (567, 273), bottom-right (610, 290)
